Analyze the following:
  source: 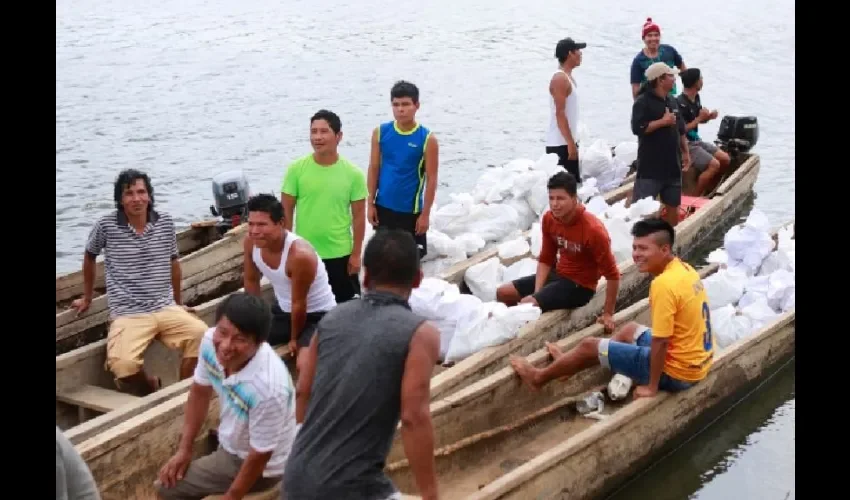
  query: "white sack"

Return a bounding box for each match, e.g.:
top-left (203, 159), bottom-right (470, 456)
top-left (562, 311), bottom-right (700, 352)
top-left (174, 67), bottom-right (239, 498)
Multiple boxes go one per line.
top-left (579, 139), bottom-right (614, 180)
top-left (740, 296), bottom-right (779, 330)
top-left (503, 257), bottom-right (538, 283)
top-left (704, 267), bottom-right (748, 308)
top-left (613, 141), bottom-right (638, 167)
top-left (444, 302), bottom-right (541, 363)
top-left (498, 238), bottom-right (531, 260)
top-left (766, 269), bottom-right (795, 312)
top-left (464, 257), bottom-right (505, 301)
top-left (627, 197), bottom-right (661, 220)
top-left (712, 304), bottom-right (752, 350)
top-left (530, 222), bottom-right (543, 258)
top-left (455, 233), bottom-right (486, 255)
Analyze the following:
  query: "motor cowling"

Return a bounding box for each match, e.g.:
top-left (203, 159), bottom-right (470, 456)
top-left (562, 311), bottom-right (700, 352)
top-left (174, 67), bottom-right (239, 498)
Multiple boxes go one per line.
top-left (716, 115), bottom-right (759, 154)
top-left (209, 170), bottom-right (251, 234)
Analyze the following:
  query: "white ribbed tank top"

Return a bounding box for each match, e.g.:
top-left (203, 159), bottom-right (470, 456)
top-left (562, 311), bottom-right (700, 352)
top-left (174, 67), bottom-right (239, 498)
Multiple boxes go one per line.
top-left (252, 233), bottom-right (337, 313)
top-left (546, 69), bottom-right (579, 147)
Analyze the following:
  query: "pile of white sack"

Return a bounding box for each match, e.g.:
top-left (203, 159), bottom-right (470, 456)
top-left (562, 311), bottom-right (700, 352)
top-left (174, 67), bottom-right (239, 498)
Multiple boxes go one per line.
top-left (418, 137), bottom-right (638, 277)
top-left (462, 194), bottom-right (661, 303)
top-left (702, 209), bottom-right (795, 350)
top-left (408, 277), bottom-right (543, 363)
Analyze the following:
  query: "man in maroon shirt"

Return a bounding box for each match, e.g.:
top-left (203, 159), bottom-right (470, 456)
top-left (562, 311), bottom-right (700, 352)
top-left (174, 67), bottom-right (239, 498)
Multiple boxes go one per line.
top-left (496, 172), bottom-right (621, 331)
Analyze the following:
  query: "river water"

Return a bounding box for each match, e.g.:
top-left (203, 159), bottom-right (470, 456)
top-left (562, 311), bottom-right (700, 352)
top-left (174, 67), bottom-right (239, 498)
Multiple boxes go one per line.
top-left (56, 0), bottom-right (795, 497)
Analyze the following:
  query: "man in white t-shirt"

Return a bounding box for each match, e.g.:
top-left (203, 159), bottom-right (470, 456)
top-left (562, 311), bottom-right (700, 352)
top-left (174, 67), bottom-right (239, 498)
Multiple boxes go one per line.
top-left (156, 292), bottom-right (296, 499)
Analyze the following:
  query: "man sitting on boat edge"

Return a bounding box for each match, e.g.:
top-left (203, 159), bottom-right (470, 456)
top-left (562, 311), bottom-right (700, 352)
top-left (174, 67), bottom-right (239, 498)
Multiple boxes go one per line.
top-left (510, 218), bottom-right (715, 399)
top-left (72, 169), bottom-right (207, 396)
top-left (495, 171), bottom-right (620, 332)
top-left (156, 293), bottom-right (295, 500)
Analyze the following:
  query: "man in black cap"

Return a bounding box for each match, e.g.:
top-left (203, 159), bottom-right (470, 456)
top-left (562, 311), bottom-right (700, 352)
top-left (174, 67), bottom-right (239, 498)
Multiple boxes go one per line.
top-left (546, 37), bottom-right (586, 182)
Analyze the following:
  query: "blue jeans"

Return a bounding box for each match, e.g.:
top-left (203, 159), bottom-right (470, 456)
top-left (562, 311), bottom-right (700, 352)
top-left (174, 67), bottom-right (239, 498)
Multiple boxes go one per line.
top-left (599, 327), bottom-right (695, 392)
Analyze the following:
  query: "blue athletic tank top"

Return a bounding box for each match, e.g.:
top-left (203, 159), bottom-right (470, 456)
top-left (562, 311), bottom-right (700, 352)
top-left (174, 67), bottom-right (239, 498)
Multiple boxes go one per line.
top-left (375, 121), bottom-right (432, 214)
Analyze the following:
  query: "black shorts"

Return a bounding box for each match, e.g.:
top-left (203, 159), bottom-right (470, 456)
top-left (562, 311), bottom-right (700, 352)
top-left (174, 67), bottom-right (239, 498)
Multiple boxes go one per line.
top-left (268, 303), bottom-right (327, 349)
top-left (545, 144), bottom-right (580, 183)
top-left (512, 270), bottom-right (595, 313)
top-left (322, 255), bottom-right (362, 303)
top-left (632, 177), bottom-right (682, 208)
top-left (375, 204), bottom-right (427, 258)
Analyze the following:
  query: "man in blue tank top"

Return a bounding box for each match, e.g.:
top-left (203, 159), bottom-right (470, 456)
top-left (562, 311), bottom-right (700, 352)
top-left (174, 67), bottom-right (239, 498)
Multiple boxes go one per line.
top-left (367, 80), bottom-right (440, 259)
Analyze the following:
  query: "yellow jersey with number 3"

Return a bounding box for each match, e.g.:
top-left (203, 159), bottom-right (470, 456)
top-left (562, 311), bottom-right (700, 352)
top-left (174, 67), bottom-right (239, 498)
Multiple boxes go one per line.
top-left (648, 258), bottom-right (715, 382)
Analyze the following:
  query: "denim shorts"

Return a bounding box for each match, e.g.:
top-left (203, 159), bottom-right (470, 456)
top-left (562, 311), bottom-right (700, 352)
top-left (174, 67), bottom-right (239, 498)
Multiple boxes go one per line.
top-left (598, 325), bottom-right (695, 392)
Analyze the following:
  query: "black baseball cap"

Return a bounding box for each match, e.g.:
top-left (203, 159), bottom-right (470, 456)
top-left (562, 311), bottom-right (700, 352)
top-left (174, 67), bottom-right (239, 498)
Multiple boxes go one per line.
top-left (555, 38), bottom-right (587, 60)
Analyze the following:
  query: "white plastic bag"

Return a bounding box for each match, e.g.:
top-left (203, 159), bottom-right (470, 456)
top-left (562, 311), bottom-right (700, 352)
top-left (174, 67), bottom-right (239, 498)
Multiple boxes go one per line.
top-left (613, 141), bottom-right (638, 167)
top-left (455, 233), bottom-right (486, 255)
top-left (781, 290), bottom-right (795, 312)
top-left (577, 177), bottom-right (599, 201)
top-left (604, 199), bottom-right (629, 221)
top-left (627, 197), bottom-right (661, 220)
top-left (444, 302), bottom-right (508, 362)
top-left (464, 257), bottom-right (505, 301)
top-left (604, 216), bottom-right (633, 264)
top-left (723, 225), bottom-right (775, 273)
top-left (505, 198), bottom-right (537, 232)
top-left (740, 296), bottom-right (778, 330)
top-left (704, 268), bottom-right (748, 308)
top-left (757, 250), bottom-right (793, 277)
top-left (766, 269), bottom-right (795, 312)
top-left (526, 177), bottom-right (550, 216)
top-left (434, 292), bottom-right (484, 360)
top-left (712, 304), bottom-right (752, 350)
top-left (706, 248), bottom-right (729, 266)
top-left (579, 139), bottom-right (613, 180)
top-left (530, 222), bottom-right (543, 258)
top-left (408, 278), bottom-right (458, 319)
top-left (498, 238), bottom-right (531, 260)
top-left (502, 257), bottom-right (538, 283)
top-left (585, 196), bottom-right (610, 218)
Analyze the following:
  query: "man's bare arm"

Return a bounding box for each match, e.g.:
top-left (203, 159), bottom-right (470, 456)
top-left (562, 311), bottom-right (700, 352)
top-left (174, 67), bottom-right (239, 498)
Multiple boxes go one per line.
top-left (288, 245), bottom-right (318, 347)
top-left (295, 333), bottom-right (319, 423)
top-left (170, 259), bottom-right (183, 305)
top-left (81, 253), bottom-right (96, 303)
top-left (351, 199), bottom-right (366, 259)
top-left (225, 449), bottom-right (274, 498)
top-left (176, 383), bottom-right (214, 455)
top-left (422, 134), bottom-right (439, 217)
top-left (281, 194), bottom-right (296, 232)
top-left (367, 128), bottom-right (381, 205)
top-left (243, 237), bottom-right (263, 296)
top-left (400, 321), bottom-right (441, 500)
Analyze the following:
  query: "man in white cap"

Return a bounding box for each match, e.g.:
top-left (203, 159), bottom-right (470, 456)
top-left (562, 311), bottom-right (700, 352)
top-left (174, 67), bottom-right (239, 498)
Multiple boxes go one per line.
top-left (630, 62), bottom-right (690, 227)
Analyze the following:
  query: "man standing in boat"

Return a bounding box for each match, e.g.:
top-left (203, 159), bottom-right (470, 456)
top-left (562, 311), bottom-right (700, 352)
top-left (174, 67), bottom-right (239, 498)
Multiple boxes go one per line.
top-left (367, 80), bottom-right (440, 259)
top-left (630, 17), bottom-right (686, 99)
top-left (157, 292), bottom-right (296, 499)
top-left (284, 229), bottom-right (440, 500)
top-left (631, 62), bottom-right (690, 227)
top-left (281, 109), bottom-right (368, 303)
top-left (510, 218), bottom-right (715, 399)
top-left (546, 37), bottom-right (585, 182)
top-left (242, 194), bottom-right (336, 374)
top-left (677, 68), bottom-right (731, 195)
top-left (495, 172), bottom-right (620, 332)
top-left (71, 169), bottom-right (207, 396)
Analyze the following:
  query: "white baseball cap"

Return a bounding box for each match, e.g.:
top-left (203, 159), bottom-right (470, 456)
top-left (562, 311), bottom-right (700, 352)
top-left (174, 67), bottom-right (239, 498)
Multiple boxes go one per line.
top-left (644, 62), bottom-right (679, 81)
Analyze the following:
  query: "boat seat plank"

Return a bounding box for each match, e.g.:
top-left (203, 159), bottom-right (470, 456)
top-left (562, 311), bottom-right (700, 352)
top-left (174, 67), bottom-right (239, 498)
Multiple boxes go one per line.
top-left (57, 384), bottom-right (141, 413)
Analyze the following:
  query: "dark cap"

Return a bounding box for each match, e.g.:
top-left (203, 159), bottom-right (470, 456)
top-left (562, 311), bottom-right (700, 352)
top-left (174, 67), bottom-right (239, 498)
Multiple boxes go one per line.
top-left (555, 38), bottom-right (587, 60)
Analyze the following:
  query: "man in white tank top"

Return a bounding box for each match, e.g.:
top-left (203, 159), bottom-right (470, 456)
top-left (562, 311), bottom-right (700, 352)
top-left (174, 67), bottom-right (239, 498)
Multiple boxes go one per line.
top-left (546, 37), bottom-right (585, 183)
top-left (242, 194), bottom-right (337, 376)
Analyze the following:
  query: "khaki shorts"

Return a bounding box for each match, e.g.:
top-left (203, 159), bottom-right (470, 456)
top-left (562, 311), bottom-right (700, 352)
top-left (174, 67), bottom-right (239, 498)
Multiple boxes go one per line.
top-left (155, 447), bottom-right (281, 500)
top-left (106, 305), bottom-right (206, 379)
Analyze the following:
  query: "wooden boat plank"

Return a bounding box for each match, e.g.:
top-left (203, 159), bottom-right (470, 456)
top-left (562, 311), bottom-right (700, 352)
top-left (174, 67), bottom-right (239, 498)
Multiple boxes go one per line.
top-left (468, 311), bottom-right (795, 500)
top-left (57, 385), bottom-right (141, 413)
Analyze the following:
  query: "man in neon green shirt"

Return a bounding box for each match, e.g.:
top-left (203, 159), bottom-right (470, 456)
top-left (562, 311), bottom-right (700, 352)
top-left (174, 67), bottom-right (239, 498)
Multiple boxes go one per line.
top-left (281, 110), bottom-right (368, 303)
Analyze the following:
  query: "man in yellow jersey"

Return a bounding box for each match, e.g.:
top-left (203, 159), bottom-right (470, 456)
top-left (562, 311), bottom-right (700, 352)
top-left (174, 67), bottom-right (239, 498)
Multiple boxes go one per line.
top-left (510, 218), bottom-right (714, 398)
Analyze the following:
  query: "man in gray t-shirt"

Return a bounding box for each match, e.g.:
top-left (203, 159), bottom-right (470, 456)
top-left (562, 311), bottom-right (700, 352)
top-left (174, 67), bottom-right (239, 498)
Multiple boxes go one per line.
top-left (284, 229), bottom-right (441, 500)
top-left (56, 427), bottom-right (101, 500)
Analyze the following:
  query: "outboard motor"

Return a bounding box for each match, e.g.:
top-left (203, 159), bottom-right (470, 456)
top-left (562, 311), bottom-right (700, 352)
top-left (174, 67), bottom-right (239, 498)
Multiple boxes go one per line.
top-left (210, 170), bottom-right (251, 235)
top-left (715, 115), bottom-right (759, 156)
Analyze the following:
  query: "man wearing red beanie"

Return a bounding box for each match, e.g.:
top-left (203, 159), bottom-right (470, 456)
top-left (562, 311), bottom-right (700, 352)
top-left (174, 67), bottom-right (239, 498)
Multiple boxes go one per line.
top-left (630, 17), bottom-right (687, 99)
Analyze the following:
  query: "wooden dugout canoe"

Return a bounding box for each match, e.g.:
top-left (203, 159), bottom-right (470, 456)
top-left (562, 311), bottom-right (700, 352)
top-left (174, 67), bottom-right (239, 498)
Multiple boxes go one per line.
top-left (54, 171), bottom-right (639, 439)
top-left (385, 222), bottom-right (795, 499)
top-left (424, 153), bottom-right (760, 402)
top-left (55, 221), bottom-right (249, 355)
top-left (71, 156), bottom-right (755, 498)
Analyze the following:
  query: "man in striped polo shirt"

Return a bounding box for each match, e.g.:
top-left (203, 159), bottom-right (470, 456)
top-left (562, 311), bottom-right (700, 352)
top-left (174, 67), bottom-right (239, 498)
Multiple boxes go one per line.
top-left (71, 169), bottom-right (207, 395)
top-left (157, 293), bottom-right (296, 499)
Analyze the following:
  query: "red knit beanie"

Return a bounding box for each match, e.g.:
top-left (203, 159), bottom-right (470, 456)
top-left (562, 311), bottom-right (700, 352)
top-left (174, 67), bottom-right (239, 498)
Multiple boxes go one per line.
top-left (642, 17), bottom-right (660, 38)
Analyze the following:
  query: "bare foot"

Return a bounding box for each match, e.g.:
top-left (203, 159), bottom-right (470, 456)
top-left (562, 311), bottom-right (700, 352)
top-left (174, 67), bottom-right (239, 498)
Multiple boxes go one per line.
top-left (510, 356), bottom-right (541, 392)
top-left (546, 342), bottom-right (564, 360)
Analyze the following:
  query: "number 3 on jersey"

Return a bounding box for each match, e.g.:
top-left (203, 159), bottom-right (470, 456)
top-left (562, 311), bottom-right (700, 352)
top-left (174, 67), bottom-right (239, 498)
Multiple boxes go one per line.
top-left (701, 302), bottom-right (713, 351)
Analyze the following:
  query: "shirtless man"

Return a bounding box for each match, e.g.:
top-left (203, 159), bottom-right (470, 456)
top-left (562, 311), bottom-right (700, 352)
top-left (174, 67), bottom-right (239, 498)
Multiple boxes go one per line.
top-left (242, 194), bottom-right (336, 374)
